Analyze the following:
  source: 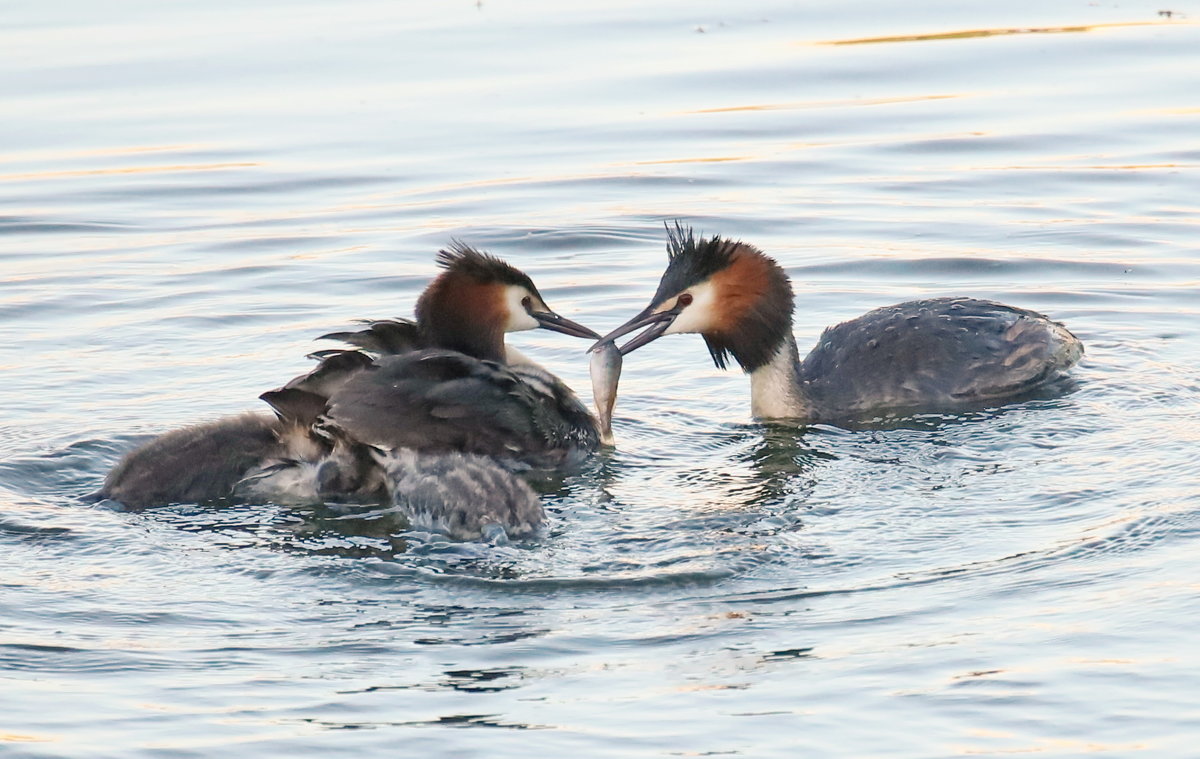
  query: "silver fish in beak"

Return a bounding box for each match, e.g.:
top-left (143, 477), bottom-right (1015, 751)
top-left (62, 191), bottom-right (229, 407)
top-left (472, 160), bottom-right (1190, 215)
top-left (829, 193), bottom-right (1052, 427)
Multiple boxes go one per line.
top-left (588, 338), bottom-right (623, 446)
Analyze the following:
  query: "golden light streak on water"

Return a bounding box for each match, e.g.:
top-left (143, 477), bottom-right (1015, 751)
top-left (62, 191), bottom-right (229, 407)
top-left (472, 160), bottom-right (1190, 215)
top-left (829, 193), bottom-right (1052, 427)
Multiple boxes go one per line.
top-left (822, 21), bottom-right (1181, 46)
top-left (0, 733), bottom-right (56, 743)
top-left (0, 162), bottom-right (260, 183)
top-left (682, 94), bottom-right (963, 115)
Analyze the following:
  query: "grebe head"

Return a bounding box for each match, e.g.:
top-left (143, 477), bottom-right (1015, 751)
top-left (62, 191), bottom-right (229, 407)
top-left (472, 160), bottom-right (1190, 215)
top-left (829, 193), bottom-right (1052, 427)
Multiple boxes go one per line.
top-left (598, 223), bottom-right (794, 373)
top-left (416, 242), bottom-right (599, 362)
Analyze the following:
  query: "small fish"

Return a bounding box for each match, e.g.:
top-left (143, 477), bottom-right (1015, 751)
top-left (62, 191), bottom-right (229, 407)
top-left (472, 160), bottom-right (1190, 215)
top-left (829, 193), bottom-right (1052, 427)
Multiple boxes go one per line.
top-left (588, 338), bottom-right (622, 446)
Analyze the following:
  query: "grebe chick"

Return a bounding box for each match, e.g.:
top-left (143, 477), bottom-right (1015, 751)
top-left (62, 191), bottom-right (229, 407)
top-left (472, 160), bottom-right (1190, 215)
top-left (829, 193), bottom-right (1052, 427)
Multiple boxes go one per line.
top-left (99, 244), bottom-right (601, 540)
top-left (597, 225), bottom-right (1083, 424)
top-left (100, 414), bottom-right (306, 509)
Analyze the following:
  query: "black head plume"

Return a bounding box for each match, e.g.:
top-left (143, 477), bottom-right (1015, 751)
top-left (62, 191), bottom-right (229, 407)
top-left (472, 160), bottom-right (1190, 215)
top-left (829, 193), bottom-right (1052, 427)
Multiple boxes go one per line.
top-left (651, 221), bottom-right (740, 305)
top-left (437, 241), bottom-right (540, 295)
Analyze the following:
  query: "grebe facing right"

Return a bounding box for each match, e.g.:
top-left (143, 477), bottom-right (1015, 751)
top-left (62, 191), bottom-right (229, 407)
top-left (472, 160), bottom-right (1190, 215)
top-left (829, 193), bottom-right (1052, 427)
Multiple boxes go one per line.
top-left (99, 243), bottom-right (601, 540)
top-left (598, 225), bottom-right (1083, 424)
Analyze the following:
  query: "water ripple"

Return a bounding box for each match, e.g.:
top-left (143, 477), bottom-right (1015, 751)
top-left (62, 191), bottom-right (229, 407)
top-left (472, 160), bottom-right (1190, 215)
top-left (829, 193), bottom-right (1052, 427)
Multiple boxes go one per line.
top-left (4, 2), bottom-right (1200, 756)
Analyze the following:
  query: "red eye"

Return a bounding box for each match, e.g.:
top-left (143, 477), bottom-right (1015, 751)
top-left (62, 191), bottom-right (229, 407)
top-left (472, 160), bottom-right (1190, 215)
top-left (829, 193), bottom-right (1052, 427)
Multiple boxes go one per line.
top-left (678, 293), bottom-right (694, 307)
top-left (521, 296), bottom-right (532, 310)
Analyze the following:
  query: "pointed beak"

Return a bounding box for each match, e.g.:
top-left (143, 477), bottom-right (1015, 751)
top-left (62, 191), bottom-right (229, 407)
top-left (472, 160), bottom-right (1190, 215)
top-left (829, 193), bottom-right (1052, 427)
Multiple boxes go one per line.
top-left (531, 310), bottom-right (602, 340)
top-left (594, 302), bottom-right (682, 356)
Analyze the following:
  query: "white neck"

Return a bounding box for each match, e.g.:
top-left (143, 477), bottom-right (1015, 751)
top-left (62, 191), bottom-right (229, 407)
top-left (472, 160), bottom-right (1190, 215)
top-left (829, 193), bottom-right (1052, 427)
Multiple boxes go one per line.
top-left (748, 335), bottom-right (812, 421)
top-left (504, 345), bottom-right (541, 369)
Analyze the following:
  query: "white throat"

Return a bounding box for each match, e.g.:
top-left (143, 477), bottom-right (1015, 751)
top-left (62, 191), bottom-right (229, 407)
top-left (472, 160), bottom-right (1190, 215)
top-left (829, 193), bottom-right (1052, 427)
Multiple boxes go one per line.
top-left (748, 335), bottom-right (812, 421)
top-left (504, 345), bottom-right (541, 368)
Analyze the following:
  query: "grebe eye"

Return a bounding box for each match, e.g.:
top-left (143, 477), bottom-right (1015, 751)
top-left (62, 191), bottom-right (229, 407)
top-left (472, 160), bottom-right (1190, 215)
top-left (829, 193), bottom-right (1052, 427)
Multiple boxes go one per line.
top-left (677, 293), bottom-right (694, 307)
top-left (521, 295), bottom-right (532, 310)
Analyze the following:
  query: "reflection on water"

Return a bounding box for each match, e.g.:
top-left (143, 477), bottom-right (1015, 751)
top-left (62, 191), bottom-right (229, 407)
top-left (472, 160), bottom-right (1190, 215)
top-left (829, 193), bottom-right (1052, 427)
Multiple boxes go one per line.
top-left (682, 93), bottom-right (963, 115)
top-left (825, 20), bottom-right (1174, 46)
top-left (0, 161), bottom-right (261, 183)
top-left (3, 0), bottom-right (1200, 756)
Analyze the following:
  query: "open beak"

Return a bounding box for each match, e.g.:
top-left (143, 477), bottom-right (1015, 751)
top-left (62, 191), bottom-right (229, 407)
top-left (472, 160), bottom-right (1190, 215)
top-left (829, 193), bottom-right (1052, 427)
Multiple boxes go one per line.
top-left (594, 302), bottom-right (682, 355)
top-left (531, 310), bottom-right (602, 340)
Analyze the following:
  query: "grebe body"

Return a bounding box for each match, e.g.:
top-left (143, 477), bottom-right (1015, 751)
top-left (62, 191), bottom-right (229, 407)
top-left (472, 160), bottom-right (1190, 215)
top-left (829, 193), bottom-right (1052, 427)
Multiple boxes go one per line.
top-left (789, 296), bottom-right (1082, 421)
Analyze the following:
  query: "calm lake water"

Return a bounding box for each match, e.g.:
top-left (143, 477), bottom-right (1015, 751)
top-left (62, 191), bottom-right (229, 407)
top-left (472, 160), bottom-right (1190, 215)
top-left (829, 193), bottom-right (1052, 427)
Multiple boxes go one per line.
top-left (3, 0), bottom-right (1199, 756)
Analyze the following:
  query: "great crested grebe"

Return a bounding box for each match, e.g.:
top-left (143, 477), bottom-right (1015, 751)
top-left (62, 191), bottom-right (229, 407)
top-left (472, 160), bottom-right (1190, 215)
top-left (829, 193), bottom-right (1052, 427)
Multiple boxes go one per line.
top-left (597, 225), bottom-right (1083, 423)
top-left (99, 243), bottom-right (601, 539)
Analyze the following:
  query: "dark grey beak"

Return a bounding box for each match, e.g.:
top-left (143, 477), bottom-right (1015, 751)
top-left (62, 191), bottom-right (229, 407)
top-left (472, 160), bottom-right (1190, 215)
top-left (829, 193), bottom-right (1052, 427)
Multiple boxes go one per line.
top-left (532, 310), bottom-right (602, 340)
top-left (594, 302), bottom-right (682, 355)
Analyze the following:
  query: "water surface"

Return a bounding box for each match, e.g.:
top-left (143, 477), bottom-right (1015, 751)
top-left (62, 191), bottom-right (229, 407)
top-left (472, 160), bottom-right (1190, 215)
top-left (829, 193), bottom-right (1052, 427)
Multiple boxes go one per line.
top-left (3, 1), bottom-right (1200, 756)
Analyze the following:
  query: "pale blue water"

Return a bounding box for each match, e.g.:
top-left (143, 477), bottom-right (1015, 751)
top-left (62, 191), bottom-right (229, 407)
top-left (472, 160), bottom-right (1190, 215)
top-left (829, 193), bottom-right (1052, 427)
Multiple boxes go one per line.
top-left (3, 1), bottom-right (1200, 756)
